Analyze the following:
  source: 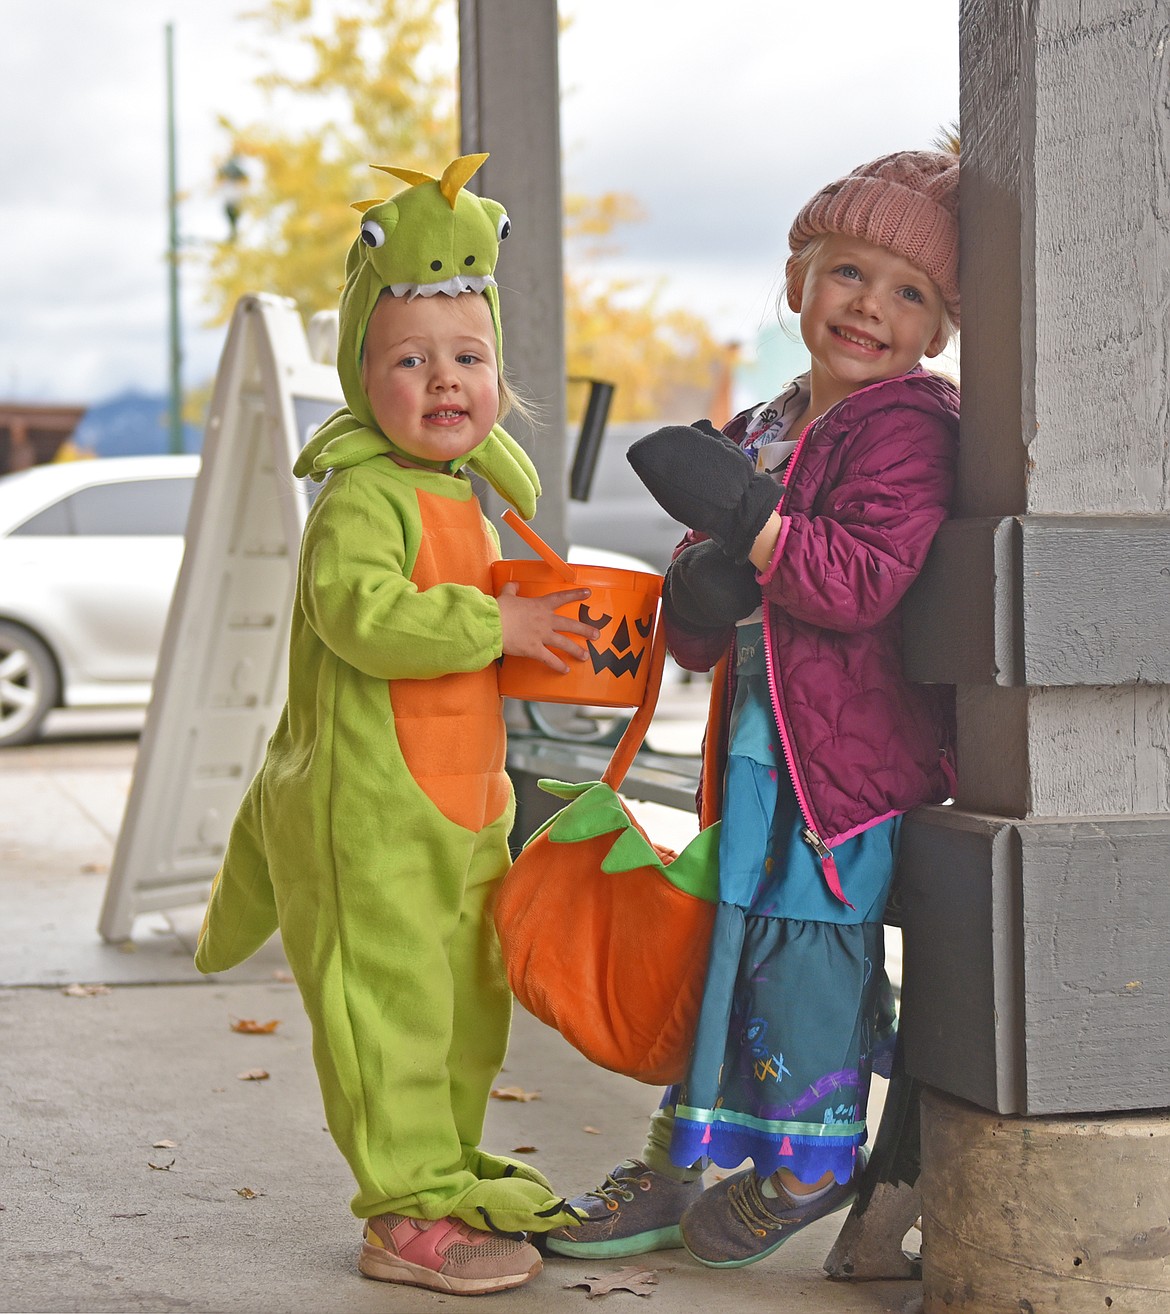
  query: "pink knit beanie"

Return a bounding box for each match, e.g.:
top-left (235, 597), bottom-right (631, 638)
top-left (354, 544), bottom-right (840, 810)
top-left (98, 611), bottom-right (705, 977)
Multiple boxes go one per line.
top-left (788, 150), bottom-right (960, 324)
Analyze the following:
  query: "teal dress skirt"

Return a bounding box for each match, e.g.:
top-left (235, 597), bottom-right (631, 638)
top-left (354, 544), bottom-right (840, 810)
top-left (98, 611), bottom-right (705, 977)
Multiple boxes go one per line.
top-left (667, 623), bottom-right (899, 1187)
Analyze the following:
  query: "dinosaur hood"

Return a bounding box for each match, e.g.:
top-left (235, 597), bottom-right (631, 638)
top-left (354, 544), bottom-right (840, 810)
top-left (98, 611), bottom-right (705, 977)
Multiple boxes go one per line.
top-left (294, 152), bottom-right (539, 518)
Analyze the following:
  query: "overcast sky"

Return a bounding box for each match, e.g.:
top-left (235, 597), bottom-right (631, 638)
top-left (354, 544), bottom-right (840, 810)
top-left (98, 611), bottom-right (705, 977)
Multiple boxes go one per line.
top-left (1, 0), bottom-right (958, 406)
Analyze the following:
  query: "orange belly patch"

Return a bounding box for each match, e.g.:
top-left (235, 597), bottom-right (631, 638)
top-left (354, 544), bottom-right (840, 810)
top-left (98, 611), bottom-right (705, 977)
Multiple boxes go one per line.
top-left (389, 487), bottom-right (509, 832)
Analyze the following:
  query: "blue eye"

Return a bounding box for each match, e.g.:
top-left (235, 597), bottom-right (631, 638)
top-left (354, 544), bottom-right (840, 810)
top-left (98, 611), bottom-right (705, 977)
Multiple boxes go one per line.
top-left (360, 220), bottom-right (386, 247)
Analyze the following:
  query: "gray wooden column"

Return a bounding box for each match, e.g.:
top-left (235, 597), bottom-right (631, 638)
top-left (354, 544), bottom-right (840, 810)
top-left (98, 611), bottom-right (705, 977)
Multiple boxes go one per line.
top-left (904, 0), bottom-right (1167, 1119)
top-left (899, 5), bottom-right (1170, 1303)
top-left (900, 0), bottom-right (1170, 1121)
top-left (457, 0), bottom-right (568, 554)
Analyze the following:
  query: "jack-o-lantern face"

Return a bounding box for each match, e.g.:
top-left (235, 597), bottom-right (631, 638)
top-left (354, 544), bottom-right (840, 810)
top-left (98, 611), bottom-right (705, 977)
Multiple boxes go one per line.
top-left (579, 604), bottom-right (654, 679)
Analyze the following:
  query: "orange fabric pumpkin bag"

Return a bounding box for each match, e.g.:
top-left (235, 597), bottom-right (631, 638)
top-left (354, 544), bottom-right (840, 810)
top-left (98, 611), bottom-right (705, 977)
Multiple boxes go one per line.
top-left (494, 621), bottom-right (721, 1086)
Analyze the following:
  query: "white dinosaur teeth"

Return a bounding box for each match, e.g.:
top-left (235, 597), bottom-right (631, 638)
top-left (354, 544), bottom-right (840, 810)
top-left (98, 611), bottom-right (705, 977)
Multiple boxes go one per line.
top-left (389, 274), bottom-right (497, 300)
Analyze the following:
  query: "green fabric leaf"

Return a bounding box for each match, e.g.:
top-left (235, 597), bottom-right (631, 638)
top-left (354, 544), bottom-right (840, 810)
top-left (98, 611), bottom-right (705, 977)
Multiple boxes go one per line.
top-left (660, 822), bottom-right (721, 902)
top-left (530, 779), bottom-right (720, 904)
top-left (599, 825), bottom-right (664, 876)
top-left (541, 781), bottom-right (630, 844)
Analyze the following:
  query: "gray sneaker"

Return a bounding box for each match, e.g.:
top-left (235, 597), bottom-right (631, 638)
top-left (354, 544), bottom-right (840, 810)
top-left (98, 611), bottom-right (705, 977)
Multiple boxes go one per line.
top-left (543, 1159), bottom-right (704, 1259)
top-left (680, 1165), bottom-right (860, 1268)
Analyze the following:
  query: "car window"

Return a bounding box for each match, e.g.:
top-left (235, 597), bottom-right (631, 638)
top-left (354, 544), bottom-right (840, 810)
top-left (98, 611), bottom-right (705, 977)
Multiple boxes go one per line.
top-left (11, 477), bottom-right (195, 537)
top-left (10, 496), bottom-right (72, 535)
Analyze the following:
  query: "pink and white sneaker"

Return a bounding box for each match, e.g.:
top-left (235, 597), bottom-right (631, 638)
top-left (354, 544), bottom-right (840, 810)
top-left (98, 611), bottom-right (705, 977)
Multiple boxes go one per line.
top-left (359, 1212), bottom-right (542, 1295)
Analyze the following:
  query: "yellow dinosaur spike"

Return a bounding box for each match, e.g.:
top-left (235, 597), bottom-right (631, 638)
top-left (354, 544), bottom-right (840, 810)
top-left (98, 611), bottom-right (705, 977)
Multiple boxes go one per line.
top-left (371, 164), bottom-right (437, 187)
top-left (350, 198), bottom-right (384, 214)
top-left (439, 153), bottom-right (489, 209)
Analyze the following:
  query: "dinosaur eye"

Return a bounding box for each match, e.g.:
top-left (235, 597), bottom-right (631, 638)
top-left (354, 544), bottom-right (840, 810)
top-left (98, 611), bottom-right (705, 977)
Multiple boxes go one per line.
top-left (360, 220), bottom-right (385, 248)
top-left (497, 214), bottom-right (511, 241)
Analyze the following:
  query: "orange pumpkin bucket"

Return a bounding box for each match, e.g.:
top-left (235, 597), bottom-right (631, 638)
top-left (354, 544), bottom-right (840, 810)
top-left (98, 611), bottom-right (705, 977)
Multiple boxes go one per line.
top-left (493, 608), bottom-right (721, 1085)
top-left (491, 512), bottom-right (663, 709)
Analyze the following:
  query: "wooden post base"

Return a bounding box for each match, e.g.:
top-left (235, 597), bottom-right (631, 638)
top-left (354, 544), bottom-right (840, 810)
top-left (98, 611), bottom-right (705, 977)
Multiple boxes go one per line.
top-left (921, 1087), bottom-right (1170, 1311)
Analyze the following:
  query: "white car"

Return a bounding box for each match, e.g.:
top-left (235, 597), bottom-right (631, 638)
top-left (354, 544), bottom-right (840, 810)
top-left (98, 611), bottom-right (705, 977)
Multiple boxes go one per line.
top-left (0, 455), bottom-right (199, 746)
top-left (0, 449), bottom-right (671, 749)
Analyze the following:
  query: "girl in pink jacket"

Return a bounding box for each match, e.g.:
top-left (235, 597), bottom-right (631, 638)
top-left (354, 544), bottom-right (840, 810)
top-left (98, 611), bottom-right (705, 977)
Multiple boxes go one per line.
top-left (546, 148), bottom-right (960, 1270)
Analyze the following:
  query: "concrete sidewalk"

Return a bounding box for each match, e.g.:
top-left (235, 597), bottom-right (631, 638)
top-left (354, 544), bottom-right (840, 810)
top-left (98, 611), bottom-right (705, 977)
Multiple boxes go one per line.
top-left (0, 701), bottom-right (922, 1314)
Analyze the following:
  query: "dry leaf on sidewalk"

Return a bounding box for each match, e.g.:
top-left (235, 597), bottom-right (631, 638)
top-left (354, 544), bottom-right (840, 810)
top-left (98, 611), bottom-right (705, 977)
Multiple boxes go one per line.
top-left (237, 1068), bottom-right (270, 1082)
top-left (235, 1187), bottom-right (263, 1199)
top-left (147, 1158), bottom-right (175, 1172)
top-left (565, 1266), bottom-right (660, 1298)
top-left (511, 1145), bottom-right (537, 1154)
top-left (490, 1086), bottom-right (541, 1102)
top-left (582, 1126), bottom-right (602, 1135)
top-left (152, 1139), bottom-right (177, 1149)
top-left (61, 983), bottom-right (111, 997)
top-left (230, 1017), bottom-right (281, 1034)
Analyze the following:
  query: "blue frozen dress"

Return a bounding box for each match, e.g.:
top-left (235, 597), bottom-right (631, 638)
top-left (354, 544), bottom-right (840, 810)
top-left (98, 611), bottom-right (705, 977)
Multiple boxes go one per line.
top-left (667, 622), bottom-right (899, 1187)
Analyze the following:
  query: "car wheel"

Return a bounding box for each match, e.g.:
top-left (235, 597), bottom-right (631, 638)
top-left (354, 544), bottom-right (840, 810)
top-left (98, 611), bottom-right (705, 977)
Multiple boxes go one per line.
top-left (0, 621), bottom-right (61, 748)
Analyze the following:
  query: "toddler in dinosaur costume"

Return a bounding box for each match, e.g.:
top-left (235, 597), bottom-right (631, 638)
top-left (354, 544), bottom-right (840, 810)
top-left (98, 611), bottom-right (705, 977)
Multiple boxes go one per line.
top-left (195, 154), bottom-right (592, 1296)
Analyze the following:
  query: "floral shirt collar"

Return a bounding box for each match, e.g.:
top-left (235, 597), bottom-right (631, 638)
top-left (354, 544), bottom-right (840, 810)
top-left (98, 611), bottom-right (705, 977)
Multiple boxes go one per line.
top-left (740, 373), bottom-right (810, 474)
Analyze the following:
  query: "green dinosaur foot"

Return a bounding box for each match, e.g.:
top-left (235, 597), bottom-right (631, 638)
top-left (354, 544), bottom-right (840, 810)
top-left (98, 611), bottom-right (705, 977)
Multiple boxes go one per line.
top-left (462, 1148), bottom-right (553, 1191)
top-left (442, 1174), bottom-right (582, 1235)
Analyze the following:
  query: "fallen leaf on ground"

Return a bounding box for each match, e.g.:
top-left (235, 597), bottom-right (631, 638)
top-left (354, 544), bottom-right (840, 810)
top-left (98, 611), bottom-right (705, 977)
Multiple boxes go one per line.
top-left (272, 969), bottom-right (295, 983)
top-left (235, 1187), bottom-right (262, 1199)
top-left (565, 1267), bottom-right (660, 1298)
top-left (582, 1126), bottom-right (602, 1135)
top-left (113, 1212), bottom-right (148, 1218)
top-left (237, 1068), bottom-right (270, 1082)
top-left (62, 983), bottom-right (111, 997)
top-left (511, 1145), bottom-right (537, 1154)
top-left (148, 1158), bottom-right (176, 1172)
top-left (152, 1139), bottom-right (177, 1149)
top-left (117, 942), bottom-right (137, 954)
top-left (230, 1017), bottom-right (280, 1034)
top-left (490, 1086), bottom-right (541, 1102)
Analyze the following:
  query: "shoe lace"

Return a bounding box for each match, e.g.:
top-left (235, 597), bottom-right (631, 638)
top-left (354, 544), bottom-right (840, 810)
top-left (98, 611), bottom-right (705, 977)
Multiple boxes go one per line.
top-left (586, 1164), bottom-right (647, 1211)
top-left (728, 1174), bottom-right (786, 1239)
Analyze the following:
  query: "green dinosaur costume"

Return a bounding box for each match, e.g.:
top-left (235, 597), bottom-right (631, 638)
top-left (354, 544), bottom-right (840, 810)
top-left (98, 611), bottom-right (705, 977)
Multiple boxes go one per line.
top-left (195, 156), bottom-right (575, 1234)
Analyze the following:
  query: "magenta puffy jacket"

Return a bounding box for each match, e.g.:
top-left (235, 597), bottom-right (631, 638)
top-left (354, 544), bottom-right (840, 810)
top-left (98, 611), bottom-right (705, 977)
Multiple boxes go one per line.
top-left (665, 367), bottom-right (960, 857)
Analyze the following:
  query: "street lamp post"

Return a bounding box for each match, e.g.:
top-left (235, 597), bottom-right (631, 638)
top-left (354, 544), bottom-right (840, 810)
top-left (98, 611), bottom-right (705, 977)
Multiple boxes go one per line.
top-left (165, 23), bottom-right (183, 456)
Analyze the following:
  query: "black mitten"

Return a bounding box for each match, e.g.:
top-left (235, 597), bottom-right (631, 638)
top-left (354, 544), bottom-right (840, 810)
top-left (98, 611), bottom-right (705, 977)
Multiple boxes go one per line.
top-left (664, 539), bottom-right (762, 632)
top-left (627, 419), bottom-right (781, 563)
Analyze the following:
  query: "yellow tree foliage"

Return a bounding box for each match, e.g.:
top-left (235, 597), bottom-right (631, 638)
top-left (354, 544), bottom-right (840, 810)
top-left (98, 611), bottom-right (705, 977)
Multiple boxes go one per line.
top-left (563, 194), bottom-right (724, 422)
top-left (204, 0), bottom-right (456, 321)
top-left (203, 0), bottom-right (725, 423)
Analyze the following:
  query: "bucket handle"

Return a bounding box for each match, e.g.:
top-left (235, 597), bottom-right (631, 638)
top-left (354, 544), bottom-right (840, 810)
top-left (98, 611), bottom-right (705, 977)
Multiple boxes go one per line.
top-left (601, 606), bottom-right (668, 792)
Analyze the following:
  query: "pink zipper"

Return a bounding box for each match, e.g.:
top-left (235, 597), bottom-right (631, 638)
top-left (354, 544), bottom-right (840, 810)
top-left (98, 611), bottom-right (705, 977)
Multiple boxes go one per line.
top-left (759, 407), bottom-right (854, 908)
top-left (761, 600), bottom-right (853, 909)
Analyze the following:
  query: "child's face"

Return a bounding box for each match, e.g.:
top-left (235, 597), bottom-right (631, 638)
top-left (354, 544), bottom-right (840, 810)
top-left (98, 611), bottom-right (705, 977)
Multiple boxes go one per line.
top-left (361, 291), bottom-right (500, 465)
top-left (788, 234), bottom-right (946, 407)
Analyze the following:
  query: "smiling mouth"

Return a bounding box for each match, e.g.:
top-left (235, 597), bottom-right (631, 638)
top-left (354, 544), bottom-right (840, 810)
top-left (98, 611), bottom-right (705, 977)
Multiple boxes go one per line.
top-left (425, 408), bottom-right (467, 420)
top-left (832, 326), bottom-right (887, 352)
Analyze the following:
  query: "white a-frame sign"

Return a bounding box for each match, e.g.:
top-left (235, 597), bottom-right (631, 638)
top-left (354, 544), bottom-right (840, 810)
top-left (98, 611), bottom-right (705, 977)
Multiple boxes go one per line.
top-left (99, 294), bottom-right (342, 942)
